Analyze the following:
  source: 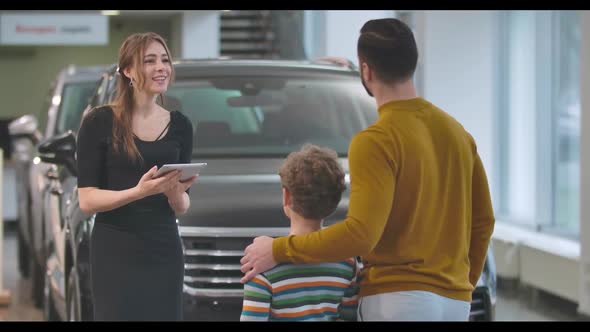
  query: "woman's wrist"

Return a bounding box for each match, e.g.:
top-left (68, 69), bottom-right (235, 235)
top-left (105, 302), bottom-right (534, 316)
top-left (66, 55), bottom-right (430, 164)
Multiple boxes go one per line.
top-left (167, 191), bottom-right (185, 210)
top-left (167, 190), bottom-right (182, 203)
top-left (130, 185), bottom-right (146, 201)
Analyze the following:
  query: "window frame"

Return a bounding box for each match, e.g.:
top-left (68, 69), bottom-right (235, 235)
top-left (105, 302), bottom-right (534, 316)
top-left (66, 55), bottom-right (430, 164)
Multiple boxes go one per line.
top-left (496, 10), bottom-right (580, 240)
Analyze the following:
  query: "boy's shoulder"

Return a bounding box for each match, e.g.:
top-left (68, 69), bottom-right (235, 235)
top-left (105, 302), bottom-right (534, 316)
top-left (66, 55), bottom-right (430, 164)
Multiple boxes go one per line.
top-left (273, 259), bottom-right (357, 269)
top-left (262, 259), bottom-right (358, 280)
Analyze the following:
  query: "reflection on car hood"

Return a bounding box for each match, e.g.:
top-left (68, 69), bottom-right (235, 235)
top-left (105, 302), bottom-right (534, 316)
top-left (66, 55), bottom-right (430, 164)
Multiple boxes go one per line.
top-left (178, 158), bottom-right (350, 228)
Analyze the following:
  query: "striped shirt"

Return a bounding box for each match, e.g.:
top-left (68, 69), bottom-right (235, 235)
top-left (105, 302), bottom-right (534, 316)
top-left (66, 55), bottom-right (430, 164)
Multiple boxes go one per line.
top-left (240, 258), bottom-right (359, 321)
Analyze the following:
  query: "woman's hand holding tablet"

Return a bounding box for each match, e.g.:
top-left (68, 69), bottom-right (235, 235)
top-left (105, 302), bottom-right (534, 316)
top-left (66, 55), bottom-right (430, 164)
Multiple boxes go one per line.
top-left (155, 163), bottom-right (207, 182)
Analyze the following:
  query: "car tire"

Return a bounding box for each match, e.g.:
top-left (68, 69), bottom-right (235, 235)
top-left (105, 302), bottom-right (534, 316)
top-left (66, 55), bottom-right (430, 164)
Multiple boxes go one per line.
top-left (66, 269), bottom-right (81, 321)
top-left (31, 257), bottom-right (45, 309)
top-left (43, 267), bottom-right (60, 321)
top-left (17, 226), bottom-right (30, 278)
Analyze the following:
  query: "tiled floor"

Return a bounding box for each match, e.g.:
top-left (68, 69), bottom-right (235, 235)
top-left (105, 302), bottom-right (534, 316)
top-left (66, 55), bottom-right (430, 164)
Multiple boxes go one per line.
top-left (495, 280), bottom-right (582, 321)
top-left (1, 223), bottom-right (43, 321)
top-left (0, 222), bottom-right (584, 321)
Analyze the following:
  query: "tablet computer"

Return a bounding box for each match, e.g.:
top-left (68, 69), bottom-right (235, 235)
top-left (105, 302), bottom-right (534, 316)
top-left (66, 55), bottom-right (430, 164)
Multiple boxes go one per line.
top-left (155, 163), bottom-right (207, 181)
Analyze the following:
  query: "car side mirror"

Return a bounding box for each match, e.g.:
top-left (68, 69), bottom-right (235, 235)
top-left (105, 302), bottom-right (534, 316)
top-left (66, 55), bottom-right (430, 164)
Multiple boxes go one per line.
top-left (8, 114), bottom-right (42, 144)
top-left (38, 130), bottom-right (77, 176)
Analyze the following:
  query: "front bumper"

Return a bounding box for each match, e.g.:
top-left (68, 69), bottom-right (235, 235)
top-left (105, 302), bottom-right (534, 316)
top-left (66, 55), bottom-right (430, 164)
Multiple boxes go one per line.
top-left (182, 293), bottom-right (242, 321)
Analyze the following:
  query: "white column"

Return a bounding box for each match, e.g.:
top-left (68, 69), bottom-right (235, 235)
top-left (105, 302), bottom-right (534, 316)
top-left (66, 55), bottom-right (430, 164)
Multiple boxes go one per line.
top-left (170, 13), bottom-right (183, 59)
top-left (0, 148), bottom-right (10, 306)
top-left (178, 10), bottom-right (220, 59)
top-left (0, 149), bottom-right (3, 297)
top-left (421, 10), bottom-right (496, 200)
top-left (303, 10), bottom-right (395, 65)
top-left (578, 9), bottom-right (590, 317)
top-left (303, 10), bottom-right (325, 60)
top-left (408, 11), bottom-right (426, 96)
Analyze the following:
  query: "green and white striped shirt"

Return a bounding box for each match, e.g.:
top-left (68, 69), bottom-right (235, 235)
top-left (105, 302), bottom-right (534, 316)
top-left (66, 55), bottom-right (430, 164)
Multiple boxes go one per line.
top-left (240, 258), bottom-right (359, 321)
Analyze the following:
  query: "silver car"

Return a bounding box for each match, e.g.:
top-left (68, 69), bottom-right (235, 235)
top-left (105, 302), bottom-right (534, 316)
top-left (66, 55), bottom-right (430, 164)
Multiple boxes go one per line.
top-left (8, 64), bottom-right (107, 309)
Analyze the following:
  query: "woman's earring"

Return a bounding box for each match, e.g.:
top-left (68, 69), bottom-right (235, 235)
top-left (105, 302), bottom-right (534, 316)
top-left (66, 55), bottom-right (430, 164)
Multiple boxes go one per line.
top-left (129, 79), bottom-right (134, 87)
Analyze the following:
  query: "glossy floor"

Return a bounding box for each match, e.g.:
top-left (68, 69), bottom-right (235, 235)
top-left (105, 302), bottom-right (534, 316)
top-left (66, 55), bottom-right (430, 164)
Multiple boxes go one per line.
top-left (0, 223), bottom-right (583, 321)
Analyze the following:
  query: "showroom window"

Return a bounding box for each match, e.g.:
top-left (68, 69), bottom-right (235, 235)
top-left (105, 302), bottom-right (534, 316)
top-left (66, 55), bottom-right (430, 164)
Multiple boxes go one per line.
top-left (397, 10), bottom-right (424, 96)
top-left (496, 11), bottom-right (580, 238)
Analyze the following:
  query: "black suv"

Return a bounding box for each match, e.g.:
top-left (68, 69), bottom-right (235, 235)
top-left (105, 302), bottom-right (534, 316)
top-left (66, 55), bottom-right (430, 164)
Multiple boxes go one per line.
top-left (40, 59), bottom-right (496, 321)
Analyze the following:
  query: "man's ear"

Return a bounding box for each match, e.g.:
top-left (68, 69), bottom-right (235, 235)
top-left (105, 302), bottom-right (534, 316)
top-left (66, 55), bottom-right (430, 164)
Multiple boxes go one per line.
top-left (361, 62), bottom-right (372, 82)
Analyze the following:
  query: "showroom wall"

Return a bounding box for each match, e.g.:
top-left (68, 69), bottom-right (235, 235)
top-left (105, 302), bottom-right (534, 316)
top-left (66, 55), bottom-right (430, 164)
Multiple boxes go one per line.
top-left (420, 10), bottom-right (497, 202)
top-left (0, 16), bottom-right (171, 125)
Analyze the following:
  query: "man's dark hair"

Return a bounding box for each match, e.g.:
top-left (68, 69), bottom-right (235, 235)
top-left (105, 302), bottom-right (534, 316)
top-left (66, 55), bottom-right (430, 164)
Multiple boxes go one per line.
top-left (357, 18), bottom-right (418, 84)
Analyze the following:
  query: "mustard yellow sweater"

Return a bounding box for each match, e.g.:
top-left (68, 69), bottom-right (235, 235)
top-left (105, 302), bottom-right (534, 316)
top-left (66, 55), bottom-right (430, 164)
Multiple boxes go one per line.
top-left (273, 97), bottom-right (495, 302)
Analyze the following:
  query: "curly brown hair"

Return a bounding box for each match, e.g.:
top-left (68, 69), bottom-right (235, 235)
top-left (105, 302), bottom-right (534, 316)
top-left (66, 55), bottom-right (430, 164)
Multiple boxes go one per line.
top-left (279, 144), bottom-right (347, 220)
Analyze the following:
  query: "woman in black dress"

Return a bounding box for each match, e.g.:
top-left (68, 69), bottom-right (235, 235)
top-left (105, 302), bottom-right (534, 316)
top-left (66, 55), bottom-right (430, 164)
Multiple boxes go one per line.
top-left (76, 32), bottom-right (196, 321)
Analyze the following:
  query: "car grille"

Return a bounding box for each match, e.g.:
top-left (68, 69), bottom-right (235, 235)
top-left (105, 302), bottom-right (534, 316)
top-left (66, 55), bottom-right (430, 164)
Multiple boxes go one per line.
top-left (180, 226), bottom-right (494, 321)
top-left (469, 287), bottom-right (492, 321)
top-left (179, 227), bottom-right (289, 298)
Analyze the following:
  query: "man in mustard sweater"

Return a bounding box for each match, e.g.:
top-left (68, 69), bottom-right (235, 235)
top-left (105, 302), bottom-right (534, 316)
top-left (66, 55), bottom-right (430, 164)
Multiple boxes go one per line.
top-left (240, 18), bottom-right (495, 321)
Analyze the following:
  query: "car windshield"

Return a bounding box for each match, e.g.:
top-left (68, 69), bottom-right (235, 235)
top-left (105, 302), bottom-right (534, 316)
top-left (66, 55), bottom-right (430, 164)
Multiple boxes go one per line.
top-left (164, 75), bottom-right (376, 157)
top-left (57, 81), bottom-right (99, 134)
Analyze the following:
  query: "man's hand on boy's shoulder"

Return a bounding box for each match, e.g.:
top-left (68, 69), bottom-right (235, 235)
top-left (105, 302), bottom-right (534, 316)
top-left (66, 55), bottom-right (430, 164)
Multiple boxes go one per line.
top-left (240, 236), bottom-right (277, 283)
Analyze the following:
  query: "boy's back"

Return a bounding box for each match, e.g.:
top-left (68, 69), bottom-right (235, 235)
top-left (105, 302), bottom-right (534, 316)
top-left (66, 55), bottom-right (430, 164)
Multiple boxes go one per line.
top-left (240, 258), bottom-right (359, 321)
top-left (240, 144), bottom-right (355, 321)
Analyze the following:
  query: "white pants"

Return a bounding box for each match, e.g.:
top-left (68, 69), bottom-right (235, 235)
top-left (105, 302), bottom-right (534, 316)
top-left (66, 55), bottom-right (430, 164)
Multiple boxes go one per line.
top-left (358, 290), bottom-right (471, 321)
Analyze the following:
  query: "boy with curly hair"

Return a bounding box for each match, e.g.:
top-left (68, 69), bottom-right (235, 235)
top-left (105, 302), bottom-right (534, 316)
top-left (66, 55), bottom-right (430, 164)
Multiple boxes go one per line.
top-left (240, 144), bottom-right (360, 321)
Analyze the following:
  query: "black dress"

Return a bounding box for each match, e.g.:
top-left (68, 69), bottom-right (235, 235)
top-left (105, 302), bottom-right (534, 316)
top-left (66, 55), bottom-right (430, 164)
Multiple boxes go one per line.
top-left (76, 106), bottom-right (193, 321)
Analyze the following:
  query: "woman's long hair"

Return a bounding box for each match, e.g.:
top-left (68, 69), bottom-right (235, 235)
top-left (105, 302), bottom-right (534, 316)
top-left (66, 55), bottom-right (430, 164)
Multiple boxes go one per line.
top-left (109, 32), bottom-right (175, 163)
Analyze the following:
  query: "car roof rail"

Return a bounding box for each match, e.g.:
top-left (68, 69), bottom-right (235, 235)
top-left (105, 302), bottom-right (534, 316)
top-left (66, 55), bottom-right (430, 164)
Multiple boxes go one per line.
top-left (313, 57), bottom-right (358, 71)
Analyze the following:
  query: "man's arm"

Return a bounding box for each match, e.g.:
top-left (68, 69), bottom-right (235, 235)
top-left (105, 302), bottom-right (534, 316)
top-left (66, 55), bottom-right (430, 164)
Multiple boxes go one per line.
top-left (240, 275), bottom-right (272, 321)
top-left (469, 153), bottom-right (495, 287)
top-left (274, 131), bottom-right (396, 263)
top-left (240, 129), bottom-right (396, 282)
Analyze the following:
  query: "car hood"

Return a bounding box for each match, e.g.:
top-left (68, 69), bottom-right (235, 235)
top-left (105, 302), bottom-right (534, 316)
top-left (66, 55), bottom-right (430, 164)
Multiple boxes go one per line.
top-left (178, 158), bottom-right (350, 228)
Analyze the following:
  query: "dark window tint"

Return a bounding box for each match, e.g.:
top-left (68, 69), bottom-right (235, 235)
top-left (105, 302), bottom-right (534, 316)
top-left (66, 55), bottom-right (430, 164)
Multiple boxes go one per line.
top-left (57, 81), bottom-right (99, 134)
top-left (165, 75), bottom-right (376, 157)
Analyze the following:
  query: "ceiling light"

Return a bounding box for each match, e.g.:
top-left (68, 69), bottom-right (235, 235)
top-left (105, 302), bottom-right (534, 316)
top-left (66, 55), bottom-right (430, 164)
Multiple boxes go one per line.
top-left (101, 10), bottom-right (120, 16)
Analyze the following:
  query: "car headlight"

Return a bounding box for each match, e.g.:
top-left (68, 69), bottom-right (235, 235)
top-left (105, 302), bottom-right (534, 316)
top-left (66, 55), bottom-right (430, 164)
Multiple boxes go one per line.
top-left (476, 274), bottom-right (485, 287)
top-left (476, 244), bottom-right (498, 307)
top-left (486, 244), bottom-right (498, 306)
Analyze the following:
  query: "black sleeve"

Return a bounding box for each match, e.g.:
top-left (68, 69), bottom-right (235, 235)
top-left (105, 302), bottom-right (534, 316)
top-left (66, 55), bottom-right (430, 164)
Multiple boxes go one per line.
top-left (177, 111), bottom-right (194, 193)
top-left (76, 107), bottom-right (107, 188)
top-left (178, 111), bottom-right (194, 165)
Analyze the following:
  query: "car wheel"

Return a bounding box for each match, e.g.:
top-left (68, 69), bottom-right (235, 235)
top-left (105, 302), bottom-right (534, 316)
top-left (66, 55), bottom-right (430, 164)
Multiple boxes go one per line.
top-left (17, 226), bottom-right (30, 278)
top-left (66, 269), bottom-right (81, 321)
top-left (43, 268), bottom-right (60, 321)
top-left (31, 257), bottom-right (45, 309)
